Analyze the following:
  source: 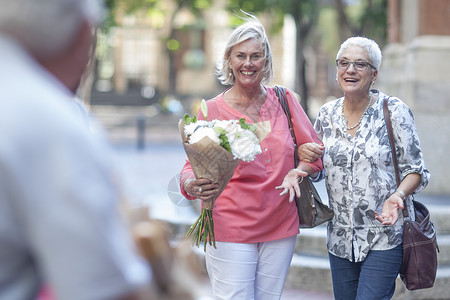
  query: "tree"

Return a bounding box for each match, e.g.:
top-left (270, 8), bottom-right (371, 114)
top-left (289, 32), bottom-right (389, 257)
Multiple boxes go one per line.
top-left (334, 0), bottom-right (387, 46)
top-left (165, 0), bottom-right (212, 96)
top-left (227, 0), bottom-right (320, 117)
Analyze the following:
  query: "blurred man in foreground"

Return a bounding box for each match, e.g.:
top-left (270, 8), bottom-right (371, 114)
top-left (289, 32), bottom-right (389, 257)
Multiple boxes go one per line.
top-left (0, 0), bottom-right (154, 299)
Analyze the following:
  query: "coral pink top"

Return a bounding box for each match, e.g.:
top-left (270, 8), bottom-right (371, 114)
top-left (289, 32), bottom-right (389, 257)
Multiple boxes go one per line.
top-left (180, 87), bottom-right (323, 243)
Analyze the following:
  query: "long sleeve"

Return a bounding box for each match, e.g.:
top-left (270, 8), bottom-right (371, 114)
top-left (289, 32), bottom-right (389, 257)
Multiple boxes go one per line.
top-left (285, 89), bottom-right (323, 172)
top-left (388, 97), bottom-right (430, 193)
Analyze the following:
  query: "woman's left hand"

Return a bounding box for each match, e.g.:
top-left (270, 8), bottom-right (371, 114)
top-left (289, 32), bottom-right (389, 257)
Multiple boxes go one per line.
top-left (375, 194), bottom-right (405, 225)
top-left (298, 142), bottom-right (324, 163)
top-left (275, 169), bottom-right (308, 203)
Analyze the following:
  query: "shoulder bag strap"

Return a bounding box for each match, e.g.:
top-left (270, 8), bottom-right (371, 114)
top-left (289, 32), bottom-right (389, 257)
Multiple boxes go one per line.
top-left (383, 97), bottom-right (409, 218)
top-left (274, 86), bottom-right (322, 202)
top-left (274, 86), bottom-right (299, 164)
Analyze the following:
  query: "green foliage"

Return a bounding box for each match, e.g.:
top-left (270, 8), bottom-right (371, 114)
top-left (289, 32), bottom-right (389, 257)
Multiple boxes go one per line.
top-left (315, 0), bottom-right (387, 63)
top-left (117, 0), bottom-right (158, 14)
top-left (225, 0), bottom-right (387, 50)
top-left (103, 0), bottom-right (212, 30)
top-left (239, 118), bottom-right (256, 132)
top-left (317, 7), bottom-right (340, 63)
top-left (226, 0), bottom-right (315, 34)
top-left (101, 0), bottom-right (119, 29)
top-left (194, 0), bottom-right (211, 9)
top-left (359, 0), bottom-right (388, 46)
top-left (333, 0), bottom-right (387, 45)
top-left (218, 133), bottom-right (232, 152)
top-left (184, 114), bottom-right (197, 125)
top-left (167, 39), bottom-right (180, 51)
top-left (213, 127), bottom-right (227, 135)
top-left (208, 127), bottom-right (231, 152)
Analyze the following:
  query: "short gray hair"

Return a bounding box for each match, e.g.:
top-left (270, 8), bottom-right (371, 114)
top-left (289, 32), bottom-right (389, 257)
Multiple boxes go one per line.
top-left (217, 13), bottom-right (273, 85)
top-left (336, 36), bottom-right (382, 70)
top-left (0, 0), bottom-right (104, 57)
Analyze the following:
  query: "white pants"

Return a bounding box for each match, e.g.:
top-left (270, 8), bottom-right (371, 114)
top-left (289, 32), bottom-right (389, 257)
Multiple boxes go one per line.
top-left (205, 236), bottom-right (297, 300)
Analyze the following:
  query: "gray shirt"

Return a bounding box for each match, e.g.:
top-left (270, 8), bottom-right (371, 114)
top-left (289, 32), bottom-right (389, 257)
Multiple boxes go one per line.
top-left (0, 35), bottom-right (150, 300)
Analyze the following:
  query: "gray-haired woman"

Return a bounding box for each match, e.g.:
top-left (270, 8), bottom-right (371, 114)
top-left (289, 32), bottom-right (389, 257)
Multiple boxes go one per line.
top-left (297, 36), bottom-right (430, 300)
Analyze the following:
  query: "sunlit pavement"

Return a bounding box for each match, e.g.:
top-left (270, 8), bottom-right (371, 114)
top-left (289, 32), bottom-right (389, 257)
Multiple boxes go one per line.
top-left (109, 132), bottom-right (449, 300)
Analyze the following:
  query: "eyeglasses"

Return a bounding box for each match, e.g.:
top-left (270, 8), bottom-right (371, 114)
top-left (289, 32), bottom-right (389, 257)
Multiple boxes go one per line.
top-left (336, 59), bottom-right (376, 71)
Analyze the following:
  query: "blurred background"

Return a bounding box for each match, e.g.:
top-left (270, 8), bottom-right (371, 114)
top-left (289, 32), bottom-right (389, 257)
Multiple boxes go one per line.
top-left (78, 0), bottom-right (450, 299)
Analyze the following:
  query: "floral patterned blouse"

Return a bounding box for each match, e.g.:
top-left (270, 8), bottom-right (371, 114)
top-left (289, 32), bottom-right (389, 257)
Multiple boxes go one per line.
top-left (314, 90), bottom-right (430, 262)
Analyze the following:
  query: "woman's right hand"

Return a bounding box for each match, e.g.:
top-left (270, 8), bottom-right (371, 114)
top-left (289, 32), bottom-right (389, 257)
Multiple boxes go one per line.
top-left (298, 142), bottom-right (324, 163)
top-left (183, 178), bottom-right (219, 201)
top-left (375, 193), bottom-right (405, 225)
top-left (275, 169), bottom-right (308, 203)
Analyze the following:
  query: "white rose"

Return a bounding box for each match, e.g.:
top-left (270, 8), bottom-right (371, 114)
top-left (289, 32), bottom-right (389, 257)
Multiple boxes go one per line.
top-left (229, 130), bottom-right (262, 161)
top-left (188, 126), bottom-right (220, 145)
top-left (213, 120), bottom-right (238, 135)
top-left (184, 120), bottom-right (209, 137)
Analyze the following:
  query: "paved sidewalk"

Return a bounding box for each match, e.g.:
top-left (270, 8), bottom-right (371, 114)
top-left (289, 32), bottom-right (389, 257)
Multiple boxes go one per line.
top-left (110, 138), bottom-right (448, 300)
top-left (281, 288), bottom-right (333, 299)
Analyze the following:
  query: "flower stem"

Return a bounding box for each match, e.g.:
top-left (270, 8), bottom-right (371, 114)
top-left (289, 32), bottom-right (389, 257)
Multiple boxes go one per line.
top-left (185, 208), bottom-right (216, 251)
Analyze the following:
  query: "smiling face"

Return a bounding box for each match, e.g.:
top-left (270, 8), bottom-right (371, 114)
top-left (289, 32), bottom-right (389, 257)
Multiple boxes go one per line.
top-left (229, 38), bottom-right (265, 89)
top-left (336, 45), bottom-right (378, 97)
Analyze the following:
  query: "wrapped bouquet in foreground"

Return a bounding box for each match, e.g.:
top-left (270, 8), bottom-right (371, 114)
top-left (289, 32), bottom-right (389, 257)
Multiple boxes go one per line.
top-left (180, 100), bottom-right (270, 251)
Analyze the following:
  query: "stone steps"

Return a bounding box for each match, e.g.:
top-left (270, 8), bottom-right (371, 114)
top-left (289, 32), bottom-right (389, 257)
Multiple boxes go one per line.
top-left (286, 202), bottom-right (450, 299)
top-left (295, 226), bottom-right (450, 266)
top-left (431, 205), bottom-right (450, 235)
top-left (165, 220), bottom-right (450, 299)
top-left (285, 253), bottom-right (450, 299)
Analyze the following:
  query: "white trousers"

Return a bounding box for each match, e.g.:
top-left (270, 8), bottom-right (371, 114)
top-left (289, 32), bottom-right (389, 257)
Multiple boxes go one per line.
top-left (205, 236), bottom-right (297, 300)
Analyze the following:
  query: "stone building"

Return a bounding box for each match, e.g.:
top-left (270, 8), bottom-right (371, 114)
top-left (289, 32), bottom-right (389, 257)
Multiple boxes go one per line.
top-left (378, 0), bottom-right (450, 195)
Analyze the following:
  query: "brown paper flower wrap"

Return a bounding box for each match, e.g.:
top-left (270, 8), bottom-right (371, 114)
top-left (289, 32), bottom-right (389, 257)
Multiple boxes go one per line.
top-left (179, 119), bottom-right (270, 251)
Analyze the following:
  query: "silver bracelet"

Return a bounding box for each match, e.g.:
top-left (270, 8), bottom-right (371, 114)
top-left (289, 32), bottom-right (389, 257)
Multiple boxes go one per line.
top-left (396, 189), bottom-right (406, 200)
top-left (290, 169), bottom-right (305, 183)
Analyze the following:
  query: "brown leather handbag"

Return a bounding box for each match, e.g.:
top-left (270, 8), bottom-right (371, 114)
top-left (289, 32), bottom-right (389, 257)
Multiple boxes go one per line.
top-left (274, 86), bottom-right (333, 228)
top-left (383, 97), bottom-right (439, 290)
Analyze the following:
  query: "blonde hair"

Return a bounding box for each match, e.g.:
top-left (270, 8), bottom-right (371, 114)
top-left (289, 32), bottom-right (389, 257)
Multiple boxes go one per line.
top-left (217, 12), bottom-right (273, 85)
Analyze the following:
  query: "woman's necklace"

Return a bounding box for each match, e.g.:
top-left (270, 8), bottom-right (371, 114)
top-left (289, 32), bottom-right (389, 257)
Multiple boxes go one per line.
top-left (342, 92), bottom-right (372, 131)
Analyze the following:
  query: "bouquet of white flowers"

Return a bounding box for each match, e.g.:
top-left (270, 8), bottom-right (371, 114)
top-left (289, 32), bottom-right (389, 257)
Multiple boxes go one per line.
top-left (180, 100), bottom-right (270, 251)
top-left (184, 118), bottom-right (263, 162)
